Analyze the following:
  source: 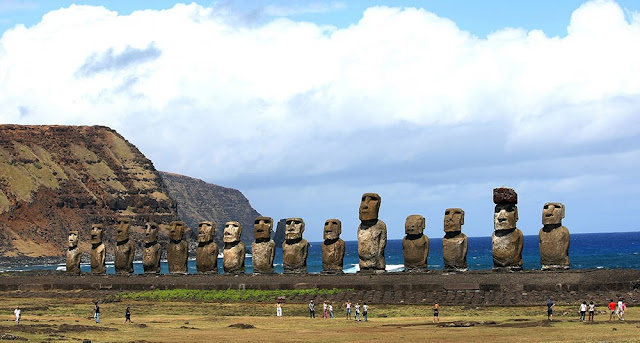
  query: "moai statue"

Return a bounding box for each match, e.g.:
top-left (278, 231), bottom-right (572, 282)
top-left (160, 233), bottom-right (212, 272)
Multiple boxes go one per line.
top-left (322, 219), bottom-right (345, 274)
top-left (90, 224), bottom-right (106, 274)
top-left (402, 215), bottom-right (429, 272)
top-left (114, 217), bottom-right (135, 274)
top-left (357, 193), bottom-right (387, 272)
top-left (142, 222), bottom-right (162, 274)
top-left (539, 203), bottom-right (570, 270)
top-left (442, 208), bottom-right (468, 272)
top-left (223, 221), bottom-right (245, 274)
top-left (167, 221), bottom-right (188, 274)
top-left (251, 216), bottom-right (276, 274)
top-left (66, 230), bottom-right (81, 274)
top-left (492, 187), bottom-right (523, 271)
top-left (196, 221), bottom-right (219, 274)
top-left (282, 218), bottom-right (309, 274)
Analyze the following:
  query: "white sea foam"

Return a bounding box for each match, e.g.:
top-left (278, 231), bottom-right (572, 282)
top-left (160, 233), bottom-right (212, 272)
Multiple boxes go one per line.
top-left (343, 264), bottom-right (405, 273)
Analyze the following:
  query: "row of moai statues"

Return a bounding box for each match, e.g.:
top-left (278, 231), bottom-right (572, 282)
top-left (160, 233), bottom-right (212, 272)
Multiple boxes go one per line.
top-left (66, 188), bottom-right (570, 275)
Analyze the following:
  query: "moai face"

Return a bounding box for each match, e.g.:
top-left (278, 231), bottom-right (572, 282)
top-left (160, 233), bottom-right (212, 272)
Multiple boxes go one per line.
top-left (359, 193), bottom-right (381, 221)
top-left (68, 230), bottom-right (79, 248)
top-left (494, 204), bottom-right (518, 231)
top-left (115, 218), bottom-right (131, 242)
top-left (254, 217), bottom-right (273, 241)
top-left (223, 221), bottom-right (242, 243)
top-left (144, 222), bottom-right (158, 243)
top-left (198, 221), bottom-right (215, 243)
top-left (90, 224), bottom-right (103, 244)
top-left (169, 221), bottom-right (186, 241)
top-left (285, 218), bottom-right (305, 240)
top-left (444, 208), bottom-right (465, 232)
top-left (542, 203), bottom-right (565, 225)
top-left (405, 215), bottom-right (425, 235)
top-left (323, 219), bottom-right (342, 240)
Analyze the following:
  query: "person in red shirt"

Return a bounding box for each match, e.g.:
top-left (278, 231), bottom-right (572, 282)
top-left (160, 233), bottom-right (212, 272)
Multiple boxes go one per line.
top-left (608, 299), bottom-right (616, 322)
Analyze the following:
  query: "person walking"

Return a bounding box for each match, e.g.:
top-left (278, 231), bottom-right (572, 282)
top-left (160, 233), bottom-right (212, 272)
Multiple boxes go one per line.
top-left (308, 300), bottom-right (315, 319)
top-left (276, 301), bottom-right (283, 317)
top-left (588, 301), bottom-right (595, 322)
top-left (617, 299), bottom-right (625, 321)
top-left (94, 302), bottom-right (100, 324)
top-left (579, 301), bottom-right (587, 321)
top-left (13, 306), bottom-right (20, 325)
top-left (322, 301), bottom-right (328, 319)
top-left (608, 299), bottom-right (616, 322)
top-left (621, 301), bottom-right (627, 321)
top-left (345, 300), bottom-right (352, 320)
top-left (329, 303), bottom-right (334, 318)
top-left (124, 307), bottom-right (132, 324)
top-left (363, 302), bottom-right (369, 322)
top-left (546, 299), bottom-right (554, 321)
top-left (433, 302), bottom-right (440, 323)
top-left (354, 303), bottom-right (361, 321)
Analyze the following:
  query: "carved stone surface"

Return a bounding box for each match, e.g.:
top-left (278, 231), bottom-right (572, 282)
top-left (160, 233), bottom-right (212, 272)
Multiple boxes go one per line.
top-left (282, 218), bottom-right (309, 274)
top-left (357, 193), bottom-right (387, 272)
top-left (539, 202), bottom-right (570, 270)
top-left (252, 216), bottom-right (276, 274)
top-left (114, 217), bottom-right (134, 274)
top-left (223, 221), bottom-right (245, 274)
top-left (142, 222), bottom-right (162, 274)
top-left (492, 188), bottom-right (523, 271)
top-left (196, 221), bottom-right (219, 274)
top-left (167, 221), bottom-right (188, 274)
top-left (322, 219), bottom-right (345, 273)
top-left (402, 215), bottom-right (429, 272)
top-left (442, 208), bottom-right (468, 271)
top-left (66, 230), bottom-right (81, 274)
top-left (89, 224), bottom-right (106, 274)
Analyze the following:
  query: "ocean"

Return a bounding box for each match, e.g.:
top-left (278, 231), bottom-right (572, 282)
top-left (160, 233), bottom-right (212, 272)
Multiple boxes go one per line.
top-left (4, 231), bottom-right (639, 274)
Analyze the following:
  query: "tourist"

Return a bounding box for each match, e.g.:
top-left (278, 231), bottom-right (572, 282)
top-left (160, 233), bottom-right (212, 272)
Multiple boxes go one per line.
top-left (588, 301), bottom-right (595, 322)
top-left (329, 302), bottom-right (334, 318)
top-left (276, 301), bottom-right (283, 317)
top-left (608, 299), bottom-right (616, 322)
top-left (621, 301), bottom-right (627, 321)
top-left (363, 302), bottom-right (369, 322)
top-left (13, 306), bottom-right (20, 325)
top-left (124, 306), bottom-right (132, 324)
top-left (94, 302), bottom-right (100, 324)
top-left (546, 299), bottom-right (554, 321)
top-left (579, 301), bottom-right (587, 321)
top-left (322, 300), bottom-right (328, 318)
top-left (309, 300), bottom-right (315, 319)
top-left (433, 302), bottom-right (440, 323)
top-left (617, 299), bottom-right (624, 321)
top-left (346, 300), bottom-right (352, 320)
top-left (354, 302), bottom-right (361, 321)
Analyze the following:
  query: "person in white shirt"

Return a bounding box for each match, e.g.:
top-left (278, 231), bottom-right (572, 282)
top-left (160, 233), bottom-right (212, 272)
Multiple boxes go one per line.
top-left (13, 307), bottom-right (20, 324)
top-left (276, 301), bottom-right (282, 317)
top-left (354, 303), bottom-right (361, 321)
top-left (579, 301), bottom-right (587, 321)
top-left (617, 299), bottom-right (624, 320)
top-left (329, 303), bottom-right (334, 318)
top-left (588, 301), bottom-right (595, 322)
top-left (363, 303), bottom-right (369, 322)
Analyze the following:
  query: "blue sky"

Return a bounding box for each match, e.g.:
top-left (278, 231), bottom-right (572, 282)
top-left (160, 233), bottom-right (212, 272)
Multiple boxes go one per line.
top-left (1, 0), bottom-right (640, 241)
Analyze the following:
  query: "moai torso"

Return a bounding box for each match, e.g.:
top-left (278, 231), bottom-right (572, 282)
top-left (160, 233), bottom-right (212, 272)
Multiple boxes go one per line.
top-left (282, 218), bottom-right (309, 273)
top-left (89, 224), bottom-right (106, 274)
top-left (167, 221), bottom-right (188, 274)
top-left (492, 188), bottom-right (523, 271)
top-left (114, 218), bottom-right (134, 274)
top-left (196, 221), bottom-right (219, 274)
top-left (442, 208), bottom-right (468, 271)
top-left (539, 203), bottom-right (570, 270)
top-left (223, 221), bottom-right (245, 274)
top-left (66, 230), bottom-right (81, 274)
top-left (142, 222), bottom-right (162, 274)
top-left (402, 215), bottom-right (428, 271)
top-left (252, 217), bottom-right (276, 274)
top-left (322, 219), bottom-right (345, 273)
top-left (357, 193), bottom-right (387, 272)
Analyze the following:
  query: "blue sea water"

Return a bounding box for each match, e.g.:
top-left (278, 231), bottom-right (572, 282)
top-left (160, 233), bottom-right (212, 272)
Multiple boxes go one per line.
top-left (5, 232), bottom-right (640, 274)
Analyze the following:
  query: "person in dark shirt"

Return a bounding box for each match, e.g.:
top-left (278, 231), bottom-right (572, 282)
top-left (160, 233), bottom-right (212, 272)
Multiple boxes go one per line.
top-left (547, 299), bottom-right (554, 321)
top-left (94, 302), bottom-right (100, 324)
top-left (124, 307), bottom-right (132, 323)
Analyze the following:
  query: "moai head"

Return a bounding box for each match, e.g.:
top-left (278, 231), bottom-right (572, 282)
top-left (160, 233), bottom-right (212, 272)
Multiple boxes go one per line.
top-left (90, 224), bottom-right (103, 244)
top-left (323, 219), bottom-right (342, 240)
top-left (542, 202), bottom-right (565, 225)
top-left (197, 221), bottom-right (215, 243)
top-left (169, 221), bottom-right (186, 241)
top-left (444, 208), bottom-right (465, 232)
top-left (144, 222), bottom-right (158, 243)
top-left (405, 215), bottom-right (425, 235)
top-left (285, 218), bottom-right (305, 240)
top-left (68, 230), bottom-right (79, 248)
top-left (254, 216), bottom-right (273, 241)
top-left (493, 187), bottom-right (518, 231)
top-left (359, 193), bottom-right (381, 221)
top-left (223, 221), bottom-right (242, 243)
top-left (115, 217), bottom-right (131, 242)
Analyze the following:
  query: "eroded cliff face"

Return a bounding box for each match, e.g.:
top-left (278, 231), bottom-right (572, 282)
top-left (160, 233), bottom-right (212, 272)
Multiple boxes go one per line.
top-left (0, 125), bottom-right (177, 257)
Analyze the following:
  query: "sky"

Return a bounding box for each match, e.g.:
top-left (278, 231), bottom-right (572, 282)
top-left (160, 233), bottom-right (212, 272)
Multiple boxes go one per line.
top-left (1, 0), bottom-right (640, 242)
